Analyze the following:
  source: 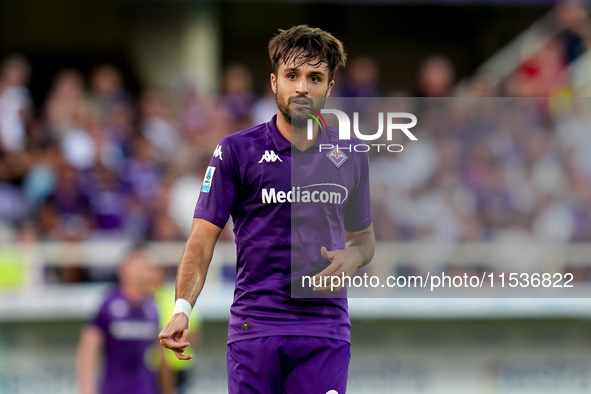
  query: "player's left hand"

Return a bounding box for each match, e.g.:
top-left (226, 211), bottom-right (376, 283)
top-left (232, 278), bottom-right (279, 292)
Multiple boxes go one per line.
top-left (312, 246), bottom-right (363, 293)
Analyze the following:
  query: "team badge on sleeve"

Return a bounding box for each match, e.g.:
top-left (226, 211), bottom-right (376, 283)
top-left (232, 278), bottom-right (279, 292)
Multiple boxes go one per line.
top-left (201, 166), bottom-right (216, 193)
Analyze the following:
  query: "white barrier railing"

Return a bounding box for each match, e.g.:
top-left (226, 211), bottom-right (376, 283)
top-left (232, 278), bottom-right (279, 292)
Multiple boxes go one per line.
top-left (1, 241), bottom-right (591, 321)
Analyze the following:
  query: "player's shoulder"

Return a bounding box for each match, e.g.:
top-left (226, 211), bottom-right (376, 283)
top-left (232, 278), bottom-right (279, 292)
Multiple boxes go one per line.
top-left (218, 122), bottom-right (269, 151)
top-left (95, 286), bottom-right (126, 315)
top-left (102, 286), bottom-right (122, 302)
top-left (212, 122), bottom-right (271, 166)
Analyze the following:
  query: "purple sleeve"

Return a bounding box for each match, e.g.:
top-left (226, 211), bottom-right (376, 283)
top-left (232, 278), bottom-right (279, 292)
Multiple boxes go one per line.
top-left (344, 152), bottom-right (372, 232)
top-left (89, 299), bottom-right (109, 333)
top-left (193, 141), bottom-right (238, 229)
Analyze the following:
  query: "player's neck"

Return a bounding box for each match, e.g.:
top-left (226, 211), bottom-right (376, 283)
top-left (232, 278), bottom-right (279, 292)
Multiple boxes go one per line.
top-left (121, 283), bottom-right (145, 306)
top-left (275, 111), bottom-right (319, 151)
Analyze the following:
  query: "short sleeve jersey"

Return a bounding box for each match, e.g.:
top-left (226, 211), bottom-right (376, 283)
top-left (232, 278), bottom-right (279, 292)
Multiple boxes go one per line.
top-left (89, 287), bottom-right (160, 394)
top-left (194, 115), bottom-right (372, 344)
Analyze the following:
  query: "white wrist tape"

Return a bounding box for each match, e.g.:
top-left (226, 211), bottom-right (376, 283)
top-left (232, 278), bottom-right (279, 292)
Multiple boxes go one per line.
top-left (173, 299), bottom-right (192, 320)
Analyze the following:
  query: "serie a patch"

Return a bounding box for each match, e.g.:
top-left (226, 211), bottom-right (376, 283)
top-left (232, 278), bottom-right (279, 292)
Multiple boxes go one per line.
top-left (201, 166), bottom-right (216, 193)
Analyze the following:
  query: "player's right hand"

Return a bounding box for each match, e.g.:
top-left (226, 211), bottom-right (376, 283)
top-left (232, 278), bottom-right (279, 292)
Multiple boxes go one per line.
top-left (158, 313), bottom-right (193, 360)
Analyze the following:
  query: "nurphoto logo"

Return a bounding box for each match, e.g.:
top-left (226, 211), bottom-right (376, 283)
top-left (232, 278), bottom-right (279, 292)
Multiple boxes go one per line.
top-left (304, 107), bottom-right (418, 153)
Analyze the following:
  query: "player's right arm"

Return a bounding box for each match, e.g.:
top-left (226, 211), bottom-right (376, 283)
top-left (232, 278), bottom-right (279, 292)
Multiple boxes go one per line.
top-left (158, 217), bottom-right (222, 360)
top-left (76, 324), bottom-right (103, 394)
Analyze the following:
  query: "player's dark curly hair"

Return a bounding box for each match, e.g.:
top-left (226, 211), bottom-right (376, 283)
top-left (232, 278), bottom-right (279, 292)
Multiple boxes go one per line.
top-left (268, 25), bottom-right (347, 81)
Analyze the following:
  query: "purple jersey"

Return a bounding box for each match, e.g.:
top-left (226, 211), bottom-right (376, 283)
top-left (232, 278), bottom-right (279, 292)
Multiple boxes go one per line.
top-left (194, 115), bottom-right (372, 344)
top-left (89, 287), bottom-right (159, 394)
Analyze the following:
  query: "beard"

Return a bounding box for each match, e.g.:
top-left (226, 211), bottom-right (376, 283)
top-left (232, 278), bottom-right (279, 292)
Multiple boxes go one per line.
top-left (276, 90), bottom-right (328, 129)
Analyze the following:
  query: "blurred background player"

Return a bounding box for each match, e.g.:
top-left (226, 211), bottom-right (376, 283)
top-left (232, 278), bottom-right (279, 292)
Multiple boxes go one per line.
top-left (76, 247), bottom-right (160, 394)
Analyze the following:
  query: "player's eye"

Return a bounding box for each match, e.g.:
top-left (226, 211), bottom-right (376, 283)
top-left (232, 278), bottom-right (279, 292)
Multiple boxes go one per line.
top-left (310, 76), bottom-right (319, 82)
top-left (288, 74), bottom-right (296, 80)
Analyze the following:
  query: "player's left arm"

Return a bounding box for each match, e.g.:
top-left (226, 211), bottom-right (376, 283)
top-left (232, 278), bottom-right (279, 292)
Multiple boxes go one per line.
top-left (313, 224), bottom-right (375, 293)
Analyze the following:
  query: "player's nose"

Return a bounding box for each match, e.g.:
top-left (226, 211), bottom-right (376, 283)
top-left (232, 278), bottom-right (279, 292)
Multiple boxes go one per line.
top-left (295, 79), bottom-right (308, 95)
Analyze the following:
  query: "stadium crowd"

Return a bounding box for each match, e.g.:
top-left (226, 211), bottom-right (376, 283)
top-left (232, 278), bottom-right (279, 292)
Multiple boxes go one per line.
top-left (0, 2), bottom-right (590, 285)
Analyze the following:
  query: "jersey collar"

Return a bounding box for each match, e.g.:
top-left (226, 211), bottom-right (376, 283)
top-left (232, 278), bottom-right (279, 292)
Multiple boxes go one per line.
top-left (268, 115), bottom-right (291, 152)
top-left (267, 114), bottom-right (331, 152)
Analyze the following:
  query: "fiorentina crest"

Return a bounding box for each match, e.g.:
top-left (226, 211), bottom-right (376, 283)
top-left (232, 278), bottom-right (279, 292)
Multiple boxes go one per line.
top-left (327, 146), bottom-right (347, 167)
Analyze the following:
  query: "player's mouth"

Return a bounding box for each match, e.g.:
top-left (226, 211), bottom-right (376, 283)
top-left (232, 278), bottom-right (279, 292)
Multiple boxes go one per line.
top-left (290, 97), bottom-right (311, 107)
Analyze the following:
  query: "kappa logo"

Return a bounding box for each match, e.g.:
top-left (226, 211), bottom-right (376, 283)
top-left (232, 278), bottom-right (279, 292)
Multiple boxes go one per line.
top-left (327, 146), bottom-right (348, 167)
top-left (258, 150), bottom-right (283, 163)
top-left (213, 144), bottom-right (223, 160)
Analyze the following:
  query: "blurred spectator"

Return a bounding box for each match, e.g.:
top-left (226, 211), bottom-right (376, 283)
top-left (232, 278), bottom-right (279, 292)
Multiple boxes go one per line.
top-left (178, 84), bottom-right (211, 141)
top-left (43, 69), bottom-right (101, 172)
top-left (124, 136), bottom-right (160, 209)
top-left (339, 55), bottom-right (380, 97)
top-left (0, 55), bottom-right (33, 206)
top-left (0, 181), bottom-right (29, 224)
top-left (252, 84), bottom-right (277, 126)
top-left (77, 247), bottom-right (160, 394)
top-left (139, 90), bottom-right (181, 165)
top-left (61, 124), bottom-right (97, 170)
top-left (148, 175), bottom-right (184, 241)
top-left (44, 69), bottom-right (88, 139)
top-left (88, 64), bottom-right (136, 162)
top-left (169, 83), bottom-right (216, 185)
top-left (555, 0), bottom-right (590, 63)
top-left (503, 1), bottom-right (591, 97)
top-left (45, 163), bottom-right (92, 241)
top-left (533, 194), bottom-right (576, 241)
top-left (22, 140), bottom-right (60, 207)
top-left (88, 64), bottom-right (132, 121)
top-left (218, 64), bottom-right (256, 131)
top-left (167, 157), bottom-right (207, 238)
top-left (0, 54), bottom-right (31, 153)
top-left (507, 38), bottom-right (570, 97)
top-left (416, 55), bottom-right (455, 97)
top-left (83, 163), bottom-right (132, 239)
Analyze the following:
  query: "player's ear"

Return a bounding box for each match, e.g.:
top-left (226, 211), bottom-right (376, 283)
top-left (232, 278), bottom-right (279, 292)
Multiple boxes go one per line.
top-left (327, 79), bottom-right (335, 97)
top-left (270, 73), bottom-right (277, 94)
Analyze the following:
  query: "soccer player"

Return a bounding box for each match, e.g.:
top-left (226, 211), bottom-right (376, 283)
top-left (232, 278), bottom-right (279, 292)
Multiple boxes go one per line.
top-left (159, 25), bottom-right (375, 394)
top-left (77, 248), bottom-right (160, 394)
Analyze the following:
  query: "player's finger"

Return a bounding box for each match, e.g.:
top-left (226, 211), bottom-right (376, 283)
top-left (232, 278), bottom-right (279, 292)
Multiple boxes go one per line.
top-left (317, 274), bottom-right (349, 293)
top-left (160, 337), bottom-right (191, 350)
top-left (320, 246), bottom-right (337, 260)
top-left (159, 320), bottom-right (183, 340)
top-left (178, 328), bottom-right (189, 344)
top-left (313, 261), bottom-right (341, 282)
top-left (159, 327), bottom-right (172, 340)
top-left (314, 282), bottom-right (344, 293)
top-left (173, 351), bottom-right (194, 361)
top-left (312, 268), bottom-right (347, 292)
top-left (170, 338), bottom-right (194, 361)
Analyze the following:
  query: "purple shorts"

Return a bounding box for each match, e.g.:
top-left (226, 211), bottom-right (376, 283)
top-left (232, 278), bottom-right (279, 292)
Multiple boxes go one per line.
top-left (227, 336), bottom-right (351, 394)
